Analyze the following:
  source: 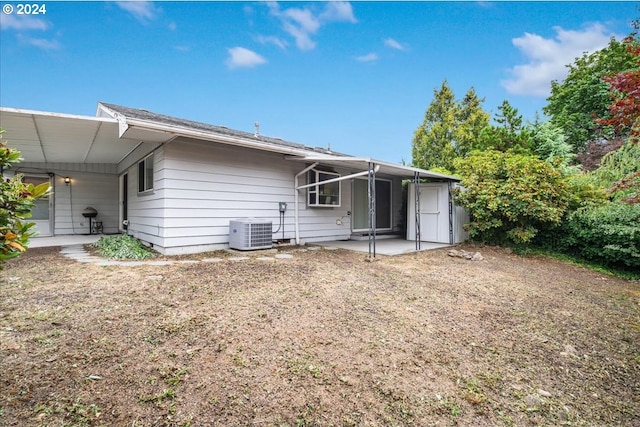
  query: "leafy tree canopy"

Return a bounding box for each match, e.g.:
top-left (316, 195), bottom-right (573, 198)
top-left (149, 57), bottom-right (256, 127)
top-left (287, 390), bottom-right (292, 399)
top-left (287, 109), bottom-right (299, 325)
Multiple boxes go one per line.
top-left (544, 36), bottom-right (639, 153)
top-left (597, 23), bottom-right (640, 139)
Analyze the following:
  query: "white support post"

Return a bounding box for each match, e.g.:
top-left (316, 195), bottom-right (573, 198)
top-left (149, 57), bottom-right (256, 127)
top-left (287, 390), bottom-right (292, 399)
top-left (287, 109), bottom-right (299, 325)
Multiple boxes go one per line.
top-left (414, 172), bottom-right (421, 251)
top-left (294, 162), bottom-right (318, 245)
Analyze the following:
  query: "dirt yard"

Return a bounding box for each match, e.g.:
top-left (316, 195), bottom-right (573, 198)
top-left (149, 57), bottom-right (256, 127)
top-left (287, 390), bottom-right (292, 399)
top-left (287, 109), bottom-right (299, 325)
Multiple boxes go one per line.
top-left (1, 244), bottom-right (639, 426)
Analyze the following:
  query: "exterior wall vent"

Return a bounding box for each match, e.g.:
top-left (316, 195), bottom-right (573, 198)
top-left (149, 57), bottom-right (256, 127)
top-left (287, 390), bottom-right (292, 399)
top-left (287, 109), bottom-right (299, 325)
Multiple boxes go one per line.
top-left (229, 219), bottom-right (273, 250)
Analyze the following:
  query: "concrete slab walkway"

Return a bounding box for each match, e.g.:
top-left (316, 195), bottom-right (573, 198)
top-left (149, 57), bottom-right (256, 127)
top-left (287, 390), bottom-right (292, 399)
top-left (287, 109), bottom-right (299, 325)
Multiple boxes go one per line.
top-left (314, 238), bottom-right (451, 255)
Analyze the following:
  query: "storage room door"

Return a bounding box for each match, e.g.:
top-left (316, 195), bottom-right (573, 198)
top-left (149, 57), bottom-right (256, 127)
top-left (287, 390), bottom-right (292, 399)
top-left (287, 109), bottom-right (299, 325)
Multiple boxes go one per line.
top-left (419, 186), bottom-right (440, 242)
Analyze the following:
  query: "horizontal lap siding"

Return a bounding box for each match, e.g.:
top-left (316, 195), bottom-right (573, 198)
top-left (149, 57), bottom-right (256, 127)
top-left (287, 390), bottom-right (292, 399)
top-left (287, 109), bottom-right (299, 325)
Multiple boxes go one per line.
top-left (154, 138), bottom-right (352, 254)
top-left (125, 147), bottom-right (165, 248)
top-left (18, 163), bottom-right (119, 235)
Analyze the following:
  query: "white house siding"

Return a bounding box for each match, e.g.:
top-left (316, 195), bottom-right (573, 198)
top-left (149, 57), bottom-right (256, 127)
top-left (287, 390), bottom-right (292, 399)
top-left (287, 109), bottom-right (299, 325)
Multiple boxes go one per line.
top-left (121, 145), bottom-right (166, 249)
top-left (145, 138), bottom-right (353, 255)
top-left (18, 162), bottom-right (119, 235)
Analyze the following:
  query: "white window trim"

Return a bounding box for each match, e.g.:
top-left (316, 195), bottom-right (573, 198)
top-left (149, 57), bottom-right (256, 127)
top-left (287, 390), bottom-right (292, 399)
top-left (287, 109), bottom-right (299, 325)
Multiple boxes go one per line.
top-left (307, 169), bottom-right (341, 207)
top-left (138, 154), bottom-right (154, 194)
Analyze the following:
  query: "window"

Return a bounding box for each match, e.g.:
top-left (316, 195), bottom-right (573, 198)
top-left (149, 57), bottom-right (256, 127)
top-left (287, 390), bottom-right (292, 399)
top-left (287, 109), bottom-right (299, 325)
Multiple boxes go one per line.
top-left (138, 154), bottom-right (153, 193)
top-left (308, 169), bottom-right (341, 207)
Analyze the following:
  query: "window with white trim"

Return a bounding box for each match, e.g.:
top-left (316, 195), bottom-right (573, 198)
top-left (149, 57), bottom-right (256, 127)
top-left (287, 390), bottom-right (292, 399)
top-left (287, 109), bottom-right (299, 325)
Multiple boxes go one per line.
top-left (138, 154), bottom-right (153, 193)
top-left (308, 169), bottom-right (341, 207)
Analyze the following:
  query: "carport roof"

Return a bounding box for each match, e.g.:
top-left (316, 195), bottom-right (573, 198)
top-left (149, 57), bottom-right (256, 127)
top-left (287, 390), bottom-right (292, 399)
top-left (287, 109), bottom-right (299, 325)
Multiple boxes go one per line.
top-left (0, 103), bottom-right (458, 180)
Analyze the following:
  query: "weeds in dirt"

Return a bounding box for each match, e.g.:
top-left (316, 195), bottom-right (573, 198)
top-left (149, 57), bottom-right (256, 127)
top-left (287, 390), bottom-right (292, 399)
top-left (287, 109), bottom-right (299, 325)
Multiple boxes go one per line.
top-left (33, 398), bottom-right (102, 427)
top-left (92, 234), bottom-right (156, 260)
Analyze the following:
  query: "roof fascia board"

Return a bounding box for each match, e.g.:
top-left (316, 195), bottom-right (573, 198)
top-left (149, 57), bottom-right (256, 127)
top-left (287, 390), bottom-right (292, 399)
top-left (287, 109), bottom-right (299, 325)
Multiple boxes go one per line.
top-left (0, 107), bottom-right (117, 124)
top-left (285, 154), bottom-right (459, 180)
top-left (122, 118), bottom-right (320, 157)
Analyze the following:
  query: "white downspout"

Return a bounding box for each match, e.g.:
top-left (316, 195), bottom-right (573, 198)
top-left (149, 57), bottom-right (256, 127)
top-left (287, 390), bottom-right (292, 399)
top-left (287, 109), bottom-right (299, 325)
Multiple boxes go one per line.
top-left (294, 162), bottom-right (318, 245)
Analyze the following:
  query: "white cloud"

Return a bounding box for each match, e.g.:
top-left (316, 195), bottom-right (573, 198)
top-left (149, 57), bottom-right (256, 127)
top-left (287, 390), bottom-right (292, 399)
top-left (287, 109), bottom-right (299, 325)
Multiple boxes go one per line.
top-left (116, 1), bottom-right (160, 23)
top-left (284, 7), bottom-right (321, 33)
top-left (356, 53), bottom-right (378, 62)
top-left (320, 1), bottom-right (357, 24)
top-left (266, 1), bottom-right (357, 51)
top-left (502, 23), bottom-right (618, 97)
top-left (226, 47), bottom-right (267, 70)
top-left (257, 35), bottom-right (288, 50)
top-left (384, 38), bottom-right (407, 51)
top-left (168, 22), bottom-right (176, 31)
top-left (22, 37), bottom-right (61, 50)
top-left (0, 13), bottom-right (49, 31)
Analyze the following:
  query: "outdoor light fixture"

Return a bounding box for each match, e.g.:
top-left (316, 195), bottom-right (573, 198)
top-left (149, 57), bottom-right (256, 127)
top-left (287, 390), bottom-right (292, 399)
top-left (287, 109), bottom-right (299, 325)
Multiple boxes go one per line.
top-left (64, 177), bottom-right (71, 186)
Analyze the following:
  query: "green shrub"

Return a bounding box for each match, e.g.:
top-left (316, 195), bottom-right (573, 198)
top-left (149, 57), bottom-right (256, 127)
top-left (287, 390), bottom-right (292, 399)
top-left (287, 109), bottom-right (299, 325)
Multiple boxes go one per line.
top-left (453, 150), bottom-right (572, 246)
top-left (0, 129), bottom-right (51, 268)
top-left (93, 234), bottom-right (156, 260)
top-left (564, 202), bottom-right (640, 268)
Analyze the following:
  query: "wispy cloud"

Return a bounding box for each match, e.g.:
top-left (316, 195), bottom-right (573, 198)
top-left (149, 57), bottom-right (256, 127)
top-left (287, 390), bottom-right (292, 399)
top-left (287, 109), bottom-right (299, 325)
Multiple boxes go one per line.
top-left (116, 1), bottom-right (160, 23)
top-left (257, 35), bottom-right (288, 50)
top-left (19, 35), bottom-right (61, 50)
top-left (501, 23), bottom-right (618, 97)
top-left (356, 53), bottom-right (378, 62)
top-left (1, 13), bottom-right (61, 51)
top-left (384, 38), bottom-right (407, 51)
top-left (168, 22), bottom-right (176, 31)
top-left (267, 1), bottom-right (357, 51)
top-left (0, 13), bottom-right (49, 31)
top-left (226, 46), bottom-right (267, 70)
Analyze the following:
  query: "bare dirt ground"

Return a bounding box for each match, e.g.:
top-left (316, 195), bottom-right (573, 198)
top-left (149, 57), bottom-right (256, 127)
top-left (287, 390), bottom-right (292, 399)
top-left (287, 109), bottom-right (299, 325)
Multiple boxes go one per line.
top-left (1, 244), bottom-right (639, 427)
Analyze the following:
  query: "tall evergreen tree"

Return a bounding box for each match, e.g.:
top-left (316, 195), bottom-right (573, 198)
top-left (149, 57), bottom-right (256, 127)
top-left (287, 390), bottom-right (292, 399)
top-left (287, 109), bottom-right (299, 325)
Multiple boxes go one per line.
top-left (412, 81), bottom-right (489, 173)
top-left (412, 80), bottom-right (458, 172)
top-left (454, 88), bottom-right (490, 158)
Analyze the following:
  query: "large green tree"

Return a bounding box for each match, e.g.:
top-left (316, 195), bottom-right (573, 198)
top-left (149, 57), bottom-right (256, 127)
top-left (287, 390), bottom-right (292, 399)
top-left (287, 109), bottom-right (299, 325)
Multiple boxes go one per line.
top-left (455, 87), bottom-right (490, 158)
top-left (412, 81), bottom-right (489, 172)
top-left (412, 80), bottom-right (458, 172)
top-left (544, 37), bottom-right (639, 153)
top-left (527, 117), bottom-right (578, 175)
top-left (475, 100), bottom-right (531, 153)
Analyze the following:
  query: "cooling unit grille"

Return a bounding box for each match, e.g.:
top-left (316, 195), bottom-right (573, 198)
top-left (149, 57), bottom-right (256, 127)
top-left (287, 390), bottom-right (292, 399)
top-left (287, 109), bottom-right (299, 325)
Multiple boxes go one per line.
top-left (229, 219), bottom-right (273, 250)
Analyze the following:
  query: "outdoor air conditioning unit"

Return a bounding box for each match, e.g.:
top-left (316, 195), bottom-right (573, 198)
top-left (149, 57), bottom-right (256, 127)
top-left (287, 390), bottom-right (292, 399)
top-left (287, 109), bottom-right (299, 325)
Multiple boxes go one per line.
top-left (229, 219), bottom-right (273, 250)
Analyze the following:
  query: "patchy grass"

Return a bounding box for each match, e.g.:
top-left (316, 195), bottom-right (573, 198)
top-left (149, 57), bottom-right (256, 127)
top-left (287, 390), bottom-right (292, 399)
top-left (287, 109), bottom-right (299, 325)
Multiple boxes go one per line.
top-left (1, 244), bottom-right (639, 426)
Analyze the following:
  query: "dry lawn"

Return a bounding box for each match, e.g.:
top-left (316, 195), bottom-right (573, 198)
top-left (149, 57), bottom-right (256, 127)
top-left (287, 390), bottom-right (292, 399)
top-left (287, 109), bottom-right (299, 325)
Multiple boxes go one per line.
top-left (1, 244), bottom-right (639, 427)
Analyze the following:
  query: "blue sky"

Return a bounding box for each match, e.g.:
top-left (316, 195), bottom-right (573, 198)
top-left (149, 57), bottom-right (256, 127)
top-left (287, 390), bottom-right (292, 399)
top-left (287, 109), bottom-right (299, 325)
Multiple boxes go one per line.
top-left (0, 1), bottom-right (637, 164)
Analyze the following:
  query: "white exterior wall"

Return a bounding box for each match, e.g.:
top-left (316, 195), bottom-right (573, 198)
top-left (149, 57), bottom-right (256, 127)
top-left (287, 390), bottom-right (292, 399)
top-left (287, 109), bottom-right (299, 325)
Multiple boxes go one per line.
top-left (120, 145), bottom-right (166, 249)
top-left (129, 138), bottom-right (353, 255)
top-left (18, 162), bottom-right (119, 235)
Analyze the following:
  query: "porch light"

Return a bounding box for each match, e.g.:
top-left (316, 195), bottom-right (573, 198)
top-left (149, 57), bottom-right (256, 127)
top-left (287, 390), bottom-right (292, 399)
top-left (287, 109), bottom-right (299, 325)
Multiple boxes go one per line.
top-left (64, 177), bottom-right (71, 186)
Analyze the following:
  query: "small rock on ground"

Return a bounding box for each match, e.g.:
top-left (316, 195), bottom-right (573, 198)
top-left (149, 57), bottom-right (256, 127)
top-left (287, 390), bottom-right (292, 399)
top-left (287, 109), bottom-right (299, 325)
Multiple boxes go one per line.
top-left (448, 249), bottom-right (484, 261)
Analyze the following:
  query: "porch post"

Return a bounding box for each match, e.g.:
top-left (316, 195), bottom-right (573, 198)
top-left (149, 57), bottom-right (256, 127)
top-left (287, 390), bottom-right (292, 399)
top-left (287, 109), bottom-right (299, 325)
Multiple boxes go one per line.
top-left (367, 161), bottom-right (377, 258)
top-left (414, 171), bottom-right (421, 251)
top-left (448, 180), bottom-right (454, 245)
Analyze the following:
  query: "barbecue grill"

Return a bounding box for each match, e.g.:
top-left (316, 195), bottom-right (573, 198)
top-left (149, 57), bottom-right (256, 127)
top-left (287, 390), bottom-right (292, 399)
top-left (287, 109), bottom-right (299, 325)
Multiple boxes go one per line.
top-left (81, 207), bottom-right (98, 235)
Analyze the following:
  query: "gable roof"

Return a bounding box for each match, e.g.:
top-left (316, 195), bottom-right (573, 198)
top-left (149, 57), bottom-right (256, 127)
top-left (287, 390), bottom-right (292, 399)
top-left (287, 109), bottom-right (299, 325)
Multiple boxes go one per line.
top-left (97, 102), bottom-right (459, 180)
top-left (98, 102), bottom-right (341, 157)
top-left (1, 102), bottom-right (459, 180)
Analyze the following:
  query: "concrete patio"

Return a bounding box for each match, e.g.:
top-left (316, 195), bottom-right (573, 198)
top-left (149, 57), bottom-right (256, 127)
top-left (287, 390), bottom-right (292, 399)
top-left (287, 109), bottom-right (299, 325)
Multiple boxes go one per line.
top-left (315, 238), bottom-right (450, 256)
top-left (29, 235), bottom-right (102, 248)
top-left (29, 235), bottom-right (450, 257)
